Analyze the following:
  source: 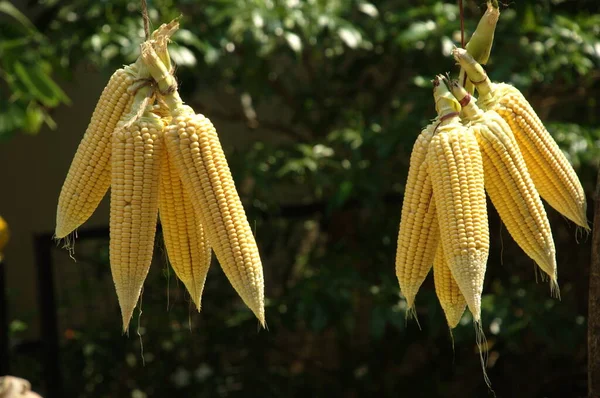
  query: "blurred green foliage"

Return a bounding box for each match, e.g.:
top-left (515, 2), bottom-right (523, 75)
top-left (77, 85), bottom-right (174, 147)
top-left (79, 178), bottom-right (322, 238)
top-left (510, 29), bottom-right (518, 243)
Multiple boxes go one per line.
top-left (0, 1), bottom-right (70, 139)
top-left (4, 0), bottom-right (600, 397)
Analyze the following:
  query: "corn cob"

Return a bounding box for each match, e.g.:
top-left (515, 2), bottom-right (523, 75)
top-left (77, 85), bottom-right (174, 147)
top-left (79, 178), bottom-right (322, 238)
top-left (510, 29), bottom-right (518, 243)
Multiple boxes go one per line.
top-left (394, 127), bottom-right (437, 311)
top-left (427, 78), bottom-right (489, 322)
top-left (142, 43), bottom-right (265, 326)
top-left (110, 87), bottom-right (165, 332)
top-left (449, 80), bottom-right (558, 291)
top-left (158, 145), bottom-right (212, 310)
top-left (453, 48), bottom-right (588, 229)
top-left (395, 82), bottom-right (462, 310)
top-left (153, 100), bottom-right (172, 119)
top-left (433, 243), bottom-right (466, 329)
top-left (55, 63), bottom-right (142, 239)
top-left (154, 90), bottom-right (213, 308)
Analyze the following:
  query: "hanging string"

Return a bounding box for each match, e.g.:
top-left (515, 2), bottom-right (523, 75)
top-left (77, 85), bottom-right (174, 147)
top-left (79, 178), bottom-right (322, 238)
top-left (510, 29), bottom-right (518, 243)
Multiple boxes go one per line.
top-left (141, 0), bottom-right (150, 40)
top-left (459, 0), bottom-right (465, 48)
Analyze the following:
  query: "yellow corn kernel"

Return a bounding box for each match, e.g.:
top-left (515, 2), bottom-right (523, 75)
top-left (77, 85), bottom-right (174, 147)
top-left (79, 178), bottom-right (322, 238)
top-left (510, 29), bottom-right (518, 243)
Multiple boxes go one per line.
top-left (110, 106), bottom-right (164, 332)
top-left (453, 48), bottom-right (588, 229)
top-left (158, 147), bottom-right (212, 310)
top-left (450, 82), bottom-right (558, 290)
top-left (56, 65), bottom-right (138, 239)
top-left (494, 84), bottom-right (587, 228)
top-left (152, 100), bottom-right (172, 120)
top-left (395, 127), bottom-right (438, 309)
top-left (427, 115), bottom-right (489, 322)
top-left (433, 244), bottom-right (466, 329)
top-left (478, 127), bottom-right (558, 279)
top-left (395, 80), bottom-right (463, 311)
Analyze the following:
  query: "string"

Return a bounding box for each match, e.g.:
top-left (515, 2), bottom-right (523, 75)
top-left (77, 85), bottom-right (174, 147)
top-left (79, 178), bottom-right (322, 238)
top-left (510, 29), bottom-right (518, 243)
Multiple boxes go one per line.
top-left (141, 0), bottom-right (150, 40)
top-left (459, 0), bottom-right (465, 48)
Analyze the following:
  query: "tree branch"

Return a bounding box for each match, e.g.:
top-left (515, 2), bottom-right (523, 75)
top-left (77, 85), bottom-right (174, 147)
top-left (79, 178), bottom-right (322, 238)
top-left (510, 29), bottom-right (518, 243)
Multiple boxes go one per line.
top-left (588, 165), bottom-right (600, 398)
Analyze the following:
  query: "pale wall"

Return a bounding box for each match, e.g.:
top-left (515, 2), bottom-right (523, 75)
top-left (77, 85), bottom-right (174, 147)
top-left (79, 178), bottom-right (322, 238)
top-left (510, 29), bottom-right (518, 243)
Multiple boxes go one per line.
top-left (0, 65), bottom-right (116, 337)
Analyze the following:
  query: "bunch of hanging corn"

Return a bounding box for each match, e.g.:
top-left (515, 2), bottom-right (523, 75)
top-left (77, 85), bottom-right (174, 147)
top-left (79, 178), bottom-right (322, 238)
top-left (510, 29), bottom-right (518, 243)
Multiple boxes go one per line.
top-left (394, 0), bottom-right (587, 386)
top-left (55, 20), bottom-right (265, 332)
top-left (396, 0), bottom-right (587, 330)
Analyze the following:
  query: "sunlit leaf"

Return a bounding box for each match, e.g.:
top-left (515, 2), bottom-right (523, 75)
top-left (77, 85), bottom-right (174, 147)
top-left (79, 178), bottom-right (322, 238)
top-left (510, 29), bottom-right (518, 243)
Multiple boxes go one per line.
top-left (285, 32), bottom-right (302, 53)
top-left (22, 102), bottom-right (45, 134)
top-left (358, 2), bottom-right (379, 18)
top-left (338, 26), bottom-right (361, 49)
top-left (169, 45), bottom-right (197, 67)
top-left (173, 29), bottom-right (205, 51)
top-left (398, 20), bottom-right (436, 44)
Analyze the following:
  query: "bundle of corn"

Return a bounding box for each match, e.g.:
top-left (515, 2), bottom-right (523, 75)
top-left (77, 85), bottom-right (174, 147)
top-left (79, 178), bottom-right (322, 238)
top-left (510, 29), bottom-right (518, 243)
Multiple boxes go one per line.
top-left (396, 0), bottom-right (587, 326)
top-left (55, 20), bottom-right (265, 331)
top-left (396, 2), bottom-right (498, 325)
top-left (394, 0), bottom-right (588, 386)
top-left (396, 78), bottom-right (492, 385)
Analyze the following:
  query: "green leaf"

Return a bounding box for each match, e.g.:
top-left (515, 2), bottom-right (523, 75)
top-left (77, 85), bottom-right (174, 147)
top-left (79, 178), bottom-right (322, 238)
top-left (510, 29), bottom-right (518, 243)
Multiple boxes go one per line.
top-left (29, 63), bottom-right (71, 105)
top-left (169, 45), bottom-right (197, 67)
top-left (0, 101), bottom-right (25, 136)
top-left (329, 180), bottom-right (353, 210)
top-left (204, 46), bottom-right (220, 64)
top-left (338, 26), bottom-right (361, 49)
top-left (0, 1), bottom-right (38, 34)
top-left (398, 20), bottom-right (436, 45)
top-left (0, 37), bottom-right (33, 53)
top-left (9, 319), bottom-right (28, 333)
top-left (13, 61), bottom-right (60, 107)
top-left (173, 29), bottom-right (205, 52)
top-left (358, 2), bottom-right (379, 18)
top-left (285, 32), bottom-right (302, 53)
top-left (22, 102), bottom-right (45, 134)
top-left (43, 111), bottom-right (57, 130)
